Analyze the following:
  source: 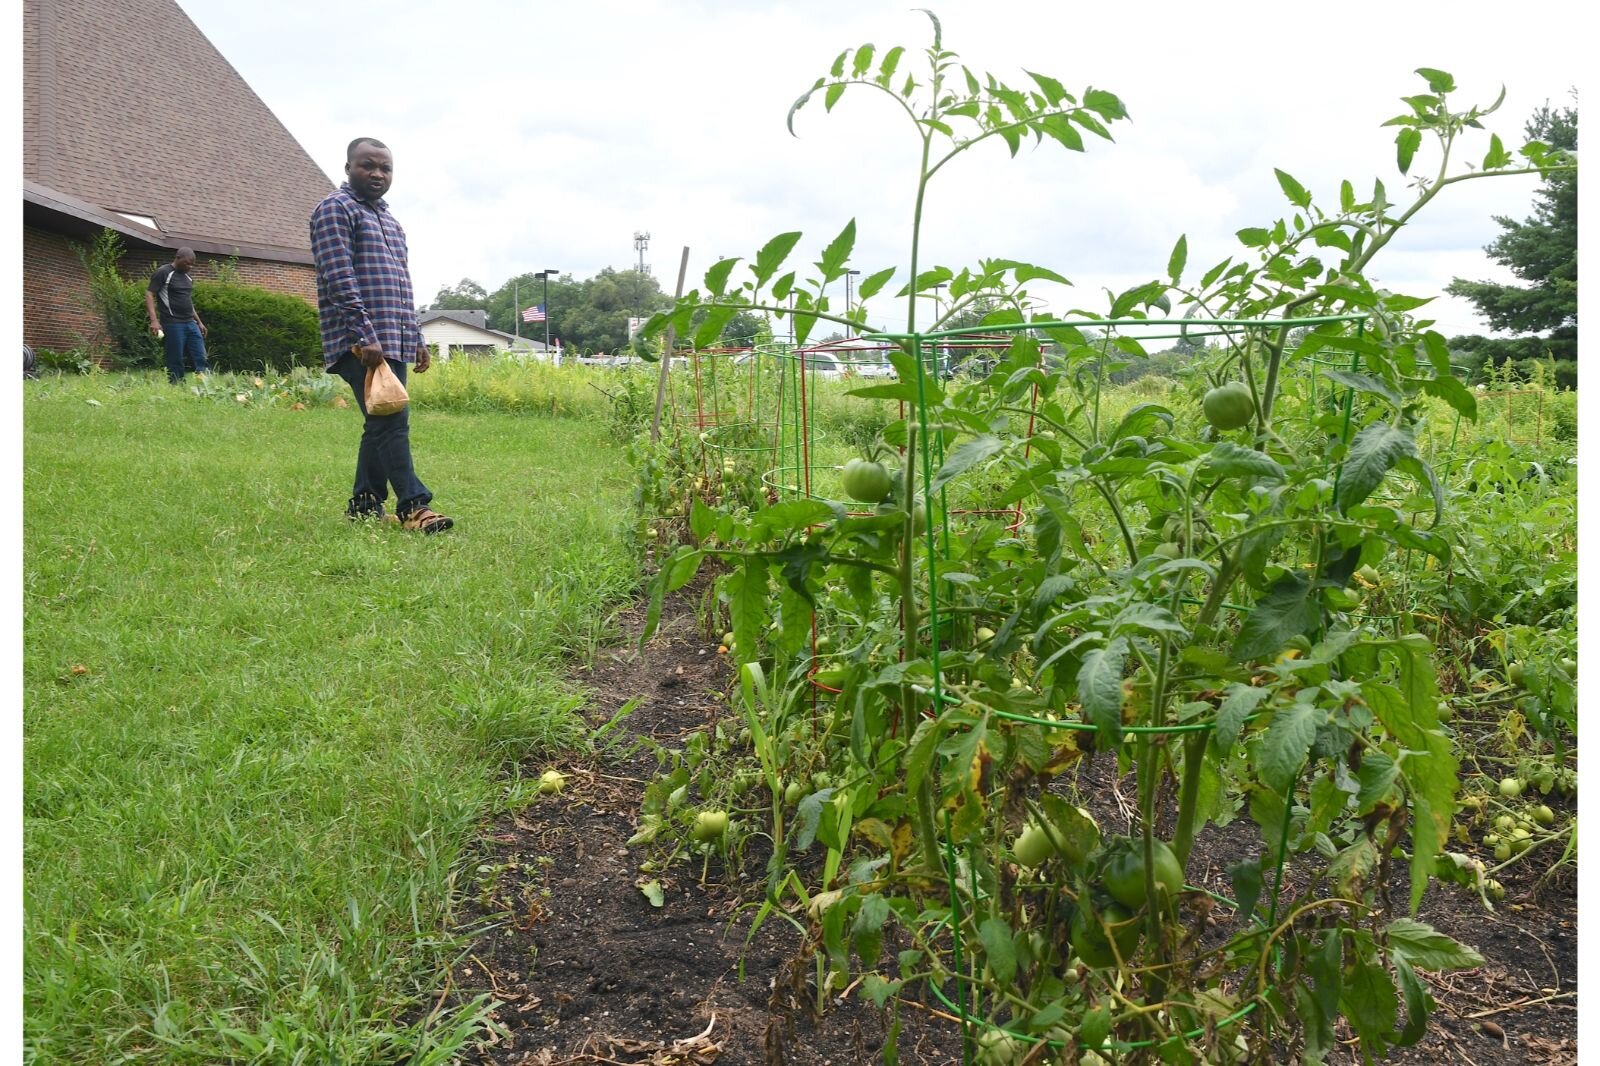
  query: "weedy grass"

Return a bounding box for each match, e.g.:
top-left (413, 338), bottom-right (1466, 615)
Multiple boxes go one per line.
top-left (24, 374), bottom-right (638, 1063)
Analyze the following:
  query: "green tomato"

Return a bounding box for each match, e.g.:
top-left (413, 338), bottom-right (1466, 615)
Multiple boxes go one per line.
top-left (1012, 823), bottom-right (1052, 868)
top-left (783, 780), bottom-right (805, 806)
top-left (1149, 541), bottom-right (1182, 560)
top-left (538, 769), bottom-right (567, 794)
top-left (1494, 814), bottom-right (1515, 832)
top-left (1493, 840), bottom-right (1512, 861)
top-left (691, 810), bottom-right (729, 842)
top-left (1507, 661), bottom-right (1527, 686)
top-left (975, 626), bottom-right (997, 645)
top-left (1070, 902), bottom-right (1140, 968)
top-left (1532, 804), bottom-right (1556, 826)
top-left (1102, 837), bottom-right (1184, 909)
top-left (975, 1030), bottom-right (1025, 1066)
top-left (1201, 382), bottom-right (1254, 431)
top-left (1355, 564), bottom-right (1383, 587)
top-left (841, 458), bottom-right (893, 503)
top-left (1486, 878), bottom-right (1506, 901)
top-left (1499, 777), bottom-right (1523, 799)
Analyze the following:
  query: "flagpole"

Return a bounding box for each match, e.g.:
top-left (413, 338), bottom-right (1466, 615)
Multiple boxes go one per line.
top-left (514, 277), bottom-right (519, 340)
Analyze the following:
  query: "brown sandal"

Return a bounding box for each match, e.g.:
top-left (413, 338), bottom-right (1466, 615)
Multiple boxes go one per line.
top-left (400, 506), bottom-right (454, 534)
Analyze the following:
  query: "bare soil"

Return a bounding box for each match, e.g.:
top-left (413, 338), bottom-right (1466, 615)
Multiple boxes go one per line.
top-left (443, 589), bottom-right (1576, 1065)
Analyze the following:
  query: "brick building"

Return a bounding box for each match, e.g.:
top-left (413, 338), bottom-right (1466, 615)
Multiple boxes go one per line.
top-left (22, 0), bottom-right (334, 353)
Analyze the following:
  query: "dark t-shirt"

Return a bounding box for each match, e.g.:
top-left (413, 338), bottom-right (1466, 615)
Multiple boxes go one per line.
top-left (147, 264), bottom-right (196, 322)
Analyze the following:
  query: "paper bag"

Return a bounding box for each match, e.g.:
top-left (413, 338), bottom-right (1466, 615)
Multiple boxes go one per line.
top-left (364, 358), bottom-right (409, 416)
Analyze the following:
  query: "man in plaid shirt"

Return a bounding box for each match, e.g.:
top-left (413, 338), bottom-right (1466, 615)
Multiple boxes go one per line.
top-left (311, 136), bottom-right (453, 533)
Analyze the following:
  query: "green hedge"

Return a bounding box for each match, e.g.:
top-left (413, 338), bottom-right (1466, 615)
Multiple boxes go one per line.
top-left (116, 279), bottom-right (322, 373)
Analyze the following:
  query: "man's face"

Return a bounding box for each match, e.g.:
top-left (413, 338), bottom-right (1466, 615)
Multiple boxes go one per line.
top-left (175, 254), bottom-right (195, 272)
top-left (346, 144), bottom-right (394, 201)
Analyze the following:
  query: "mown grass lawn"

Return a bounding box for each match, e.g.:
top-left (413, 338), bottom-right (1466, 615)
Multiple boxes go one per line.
top-left (23, 373), bottom-right (638, 1063)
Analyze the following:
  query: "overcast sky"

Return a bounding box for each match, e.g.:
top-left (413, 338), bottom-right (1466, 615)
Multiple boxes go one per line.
top-left (174, 0), bottom-right (1582, 339)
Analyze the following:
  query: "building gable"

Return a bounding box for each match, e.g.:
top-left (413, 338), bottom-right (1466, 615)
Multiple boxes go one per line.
top-left (23, 0), bottom-right (333, 255)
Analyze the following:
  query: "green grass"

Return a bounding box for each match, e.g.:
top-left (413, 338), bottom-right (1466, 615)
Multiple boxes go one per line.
top-left (24, 374), bottom-right (639, 1063)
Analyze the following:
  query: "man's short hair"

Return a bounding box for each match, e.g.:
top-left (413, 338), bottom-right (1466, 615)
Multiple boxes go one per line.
top-left (347, 137), bottom-right (390, 161)
top-left (175, 247), bottom-right (195, 261)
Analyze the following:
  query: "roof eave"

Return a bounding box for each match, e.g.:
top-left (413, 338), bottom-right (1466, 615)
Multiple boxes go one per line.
top-left (24, 180), bottom-right (315, 265)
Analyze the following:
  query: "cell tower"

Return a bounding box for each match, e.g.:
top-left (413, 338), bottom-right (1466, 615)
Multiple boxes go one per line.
top-left (633, 230), bottom-right (652, 324)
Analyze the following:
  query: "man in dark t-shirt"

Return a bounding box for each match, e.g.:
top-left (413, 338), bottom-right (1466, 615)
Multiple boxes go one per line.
top-left (145, 248), bottom-right (211, 383)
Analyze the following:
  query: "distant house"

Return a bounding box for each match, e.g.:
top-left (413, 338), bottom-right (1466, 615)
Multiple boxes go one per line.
top-left (419, 310), bottom-right (552, 361)
top-left (22, 0), bottom-right (335, 353)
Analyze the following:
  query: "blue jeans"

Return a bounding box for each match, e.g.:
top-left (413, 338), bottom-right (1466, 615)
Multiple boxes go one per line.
top-left (332, 352), bottom-right (431, 516)
top-left (162, 320), bottom-right (209, 382)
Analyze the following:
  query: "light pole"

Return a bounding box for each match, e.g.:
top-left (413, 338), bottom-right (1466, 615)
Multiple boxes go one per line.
top-left (534, 269), bottom-right (558, 361)
top-left (844, 269), bottom-right (861, 336)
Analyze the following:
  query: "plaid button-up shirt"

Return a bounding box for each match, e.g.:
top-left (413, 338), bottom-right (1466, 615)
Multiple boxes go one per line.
top-left (310, 182), bottom-right (420, 368)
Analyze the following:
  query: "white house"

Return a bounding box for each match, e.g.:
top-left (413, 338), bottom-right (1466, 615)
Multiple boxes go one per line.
top-left (418, 309), bottom-right (556, 362)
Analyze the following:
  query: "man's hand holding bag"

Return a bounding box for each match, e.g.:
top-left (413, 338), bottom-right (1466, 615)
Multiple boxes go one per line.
top-left (356, 344), bottom-right (409, 416)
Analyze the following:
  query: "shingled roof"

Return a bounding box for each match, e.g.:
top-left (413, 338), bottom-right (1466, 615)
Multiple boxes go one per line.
top-left (23, 0), bottom-right (333, 261)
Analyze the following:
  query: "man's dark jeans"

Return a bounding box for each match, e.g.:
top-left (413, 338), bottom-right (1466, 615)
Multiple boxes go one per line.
top-left (331, 352), bottom-right (432, 516)
top-left (162, 320), bottom-right (209, 382)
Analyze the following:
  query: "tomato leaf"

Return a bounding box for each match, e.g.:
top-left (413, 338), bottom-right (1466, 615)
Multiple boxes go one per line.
top-left (816, 218), bottom-right (857, 282)
top-left (977, 918), bottom-right (1018, 984)
top-left (1109, 602), bottom-right (1187, 639)
top-left (753, 231), bottom-right (805, 290)
top-left (1258, 700), bottom-right (1319, 793)
top-left (852, 893), bottom-right (890, 966)
top-left (1077, 637), bottom-right (1128, 741)
top-left (1390, 954), bottom-right (1433, 1046)
top-left (692, 305), bottom-right (738, 350)
top-left (1322, 368), bottom-right (1404, 409)
top-left (857, 266), bottom-right (897, 301)
top-left (1206, 441), bottom-right (1286, 482)
top-left (1213, 683), bottom-right (1269, 755)
top-left (690, 499), bottom-right (716, 542)
top-left (1395, 128), bottom-right (1423, 175)
top-left (1340, 958), bottom-right (1399, 1046)
top-left (1385, 918), bottom-right (1485, 971)
top-left (704, 258), bottom-right (740, 298)
top-left (1274, 168), bottom-right (1313, 209)
top-left (1336, 422), bottom-right (1418, 513)
top-left (1166, 233), bottom-right (1187, 284)
top-left (727, 559), bottom-right (767, 666)
top-left (1414, 67), bottom-right (1456, 93)
top-left (929, 435), bottom-right (1004, 497)
top-left (1355, 750), bottom-right (1399, 814)
top-left (1233, 574), bottom-right (1320, 662)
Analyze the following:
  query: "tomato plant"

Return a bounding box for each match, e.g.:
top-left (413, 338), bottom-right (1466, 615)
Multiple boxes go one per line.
top-left (630, 15), bottom-right (1573, 1063)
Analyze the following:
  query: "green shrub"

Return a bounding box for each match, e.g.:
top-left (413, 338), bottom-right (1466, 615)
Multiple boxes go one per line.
top-left (79, 229), bottom-right (321, 373)
top-left (114, 279), bottom-right (320, 374)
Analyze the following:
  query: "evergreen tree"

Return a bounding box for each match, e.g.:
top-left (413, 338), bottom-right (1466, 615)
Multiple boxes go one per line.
top-left (1446, 102), bottom-right (1577, 371)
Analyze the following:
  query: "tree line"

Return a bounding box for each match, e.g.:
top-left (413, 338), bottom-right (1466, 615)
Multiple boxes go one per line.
top-left (421, 268), bottom-right (767, 355)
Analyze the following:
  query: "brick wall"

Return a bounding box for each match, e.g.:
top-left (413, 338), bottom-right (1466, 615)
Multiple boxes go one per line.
top-left (23, 223), bottom-right (319, 353)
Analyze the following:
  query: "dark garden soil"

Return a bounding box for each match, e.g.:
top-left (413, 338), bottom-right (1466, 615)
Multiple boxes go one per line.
top-left (445, 588), bottom-right (1576, 1065)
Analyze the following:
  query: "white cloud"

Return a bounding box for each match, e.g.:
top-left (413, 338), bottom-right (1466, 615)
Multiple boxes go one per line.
top-left (176, 0), bottom-right (1582, 339)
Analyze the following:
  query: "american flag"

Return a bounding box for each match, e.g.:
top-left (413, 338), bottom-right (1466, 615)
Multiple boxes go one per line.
top-left (522, 304), bottom-right (546, 323)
